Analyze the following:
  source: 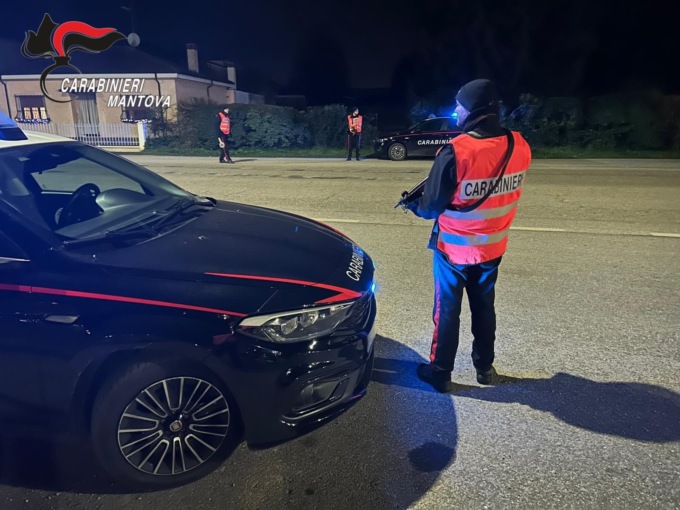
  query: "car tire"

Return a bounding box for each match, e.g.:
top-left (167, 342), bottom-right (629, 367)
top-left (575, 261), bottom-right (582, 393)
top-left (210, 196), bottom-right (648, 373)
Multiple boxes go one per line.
top-left (388, 143), bottom-right (407, 161)
top-left (91, 359), bottom-right (240, 490)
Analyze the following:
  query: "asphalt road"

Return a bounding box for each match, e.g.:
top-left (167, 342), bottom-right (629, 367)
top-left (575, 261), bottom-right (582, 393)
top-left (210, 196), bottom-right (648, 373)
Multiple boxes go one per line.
top-left (1, 156), bottom-right (679, 510)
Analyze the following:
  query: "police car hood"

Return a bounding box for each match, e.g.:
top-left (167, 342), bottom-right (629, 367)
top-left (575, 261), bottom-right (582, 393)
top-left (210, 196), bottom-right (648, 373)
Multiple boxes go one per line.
top-left (91, 200), bottom-right (373, 299)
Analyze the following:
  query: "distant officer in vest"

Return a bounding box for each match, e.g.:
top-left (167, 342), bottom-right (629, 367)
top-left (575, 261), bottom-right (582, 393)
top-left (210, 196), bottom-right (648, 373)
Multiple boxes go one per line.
top-left (347, 107), bottom-right (363, 161)
top-left (215, 107), bottom-right (234, 164)
top-left (404, 78), bottom-right (532, 392)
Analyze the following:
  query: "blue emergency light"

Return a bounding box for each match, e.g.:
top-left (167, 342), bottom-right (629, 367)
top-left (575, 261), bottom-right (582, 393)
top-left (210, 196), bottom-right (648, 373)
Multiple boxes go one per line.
top-left (0, 111), bottom-right (28, 141)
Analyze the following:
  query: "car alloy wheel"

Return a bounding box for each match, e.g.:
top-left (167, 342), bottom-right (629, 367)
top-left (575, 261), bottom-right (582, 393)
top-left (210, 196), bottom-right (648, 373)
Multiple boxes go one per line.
top-left (388, 143), bottom-right (406, 161)
top-left (117, 376), bottom-right (231, 476)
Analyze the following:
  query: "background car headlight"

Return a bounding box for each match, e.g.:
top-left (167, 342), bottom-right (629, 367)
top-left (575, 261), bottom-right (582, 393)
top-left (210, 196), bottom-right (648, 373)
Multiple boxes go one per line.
top-left (237, 302), bottom-right (354, 343)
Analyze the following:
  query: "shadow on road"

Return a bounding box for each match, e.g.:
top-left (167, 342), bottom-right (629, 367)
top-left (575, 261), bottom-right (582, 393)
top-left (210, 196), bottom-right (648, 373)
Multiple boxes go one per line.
top-left (378, 358), bottom-right (680, 443)
top-left (0, 335), bottom-right (458, 509)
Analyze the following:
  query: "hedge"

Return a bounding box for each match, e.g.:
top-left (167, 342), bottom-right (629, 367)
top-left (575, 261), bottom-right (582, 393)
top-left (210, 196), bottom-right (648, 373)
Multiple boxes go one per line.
top-left (146, 92), bottom-right (680, 152)
top-left (146, 102), bottom-right (378, 153)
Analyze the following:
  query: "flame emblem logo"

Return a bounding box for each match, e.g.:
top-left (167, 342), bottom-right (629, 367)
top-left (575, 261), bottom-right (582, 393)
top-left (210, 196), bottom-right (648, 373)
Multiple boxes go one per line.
top-left (21, 14), bottom-right (126, 103)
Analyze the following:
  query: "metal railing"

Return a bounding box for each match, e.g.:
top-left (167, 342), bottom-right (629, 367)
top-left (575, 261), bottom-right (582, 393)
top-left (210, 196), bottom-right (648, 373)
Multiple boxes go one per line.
top-left (21, 123), bottom-right (141, 147)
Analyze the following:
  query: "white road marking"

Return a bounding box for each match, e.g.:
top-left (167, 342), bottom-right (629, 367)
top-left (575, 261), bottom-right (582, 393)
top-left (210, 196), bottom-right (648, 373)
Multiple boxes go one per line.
top-left (314, 218), bottom-right (679, 239)
top-left (315, 218), bottom-right (361, 223)
top-left (510, 227), bottom-right (567, 232)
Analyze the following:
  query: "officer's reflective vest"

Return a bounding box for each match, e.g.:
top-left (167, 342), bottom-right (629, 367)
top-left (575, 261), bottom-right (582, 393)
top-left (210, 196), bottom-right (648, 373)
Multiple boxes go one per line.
top-left (348, 115), bottom-right (363, 134)
top-left (435, 131), bottom-right (532, 264)
top-left (218, 112), bottom-right (231, 135)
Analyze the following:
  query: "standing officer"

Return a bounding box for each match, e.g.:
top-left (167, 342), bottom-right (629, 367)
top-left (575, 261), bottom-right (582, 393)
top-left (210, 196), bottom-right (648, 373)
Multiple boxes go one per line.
top-left (215, 107), bottom-right (234, 164)
top-left (347, 107), bottom-right (363, 161)
top-left (404, 79), bottom-right (532, 392)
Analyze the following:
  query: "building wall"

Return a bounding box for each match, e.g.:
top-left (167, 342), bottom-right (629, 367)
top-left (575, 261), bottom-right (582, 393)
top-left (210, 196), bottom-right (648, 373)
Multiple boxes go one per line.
top-left (174, 78), bottom-right (232, 106)
top-left (0, 75), bottom-right (248, 126)
top-left (235, 90), bottom-right (265, 105)
top-left (1, 78), bottom-right (76, 123)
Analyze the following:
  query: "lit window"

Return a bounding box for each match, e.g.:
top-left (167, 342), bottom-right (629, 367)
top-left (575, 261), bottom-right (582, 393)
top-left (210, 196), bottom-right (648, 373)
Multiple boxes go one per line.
top-left (120, 96), bottom-right (155, 123)
top-left (16, 96), bottom-right (49, 121)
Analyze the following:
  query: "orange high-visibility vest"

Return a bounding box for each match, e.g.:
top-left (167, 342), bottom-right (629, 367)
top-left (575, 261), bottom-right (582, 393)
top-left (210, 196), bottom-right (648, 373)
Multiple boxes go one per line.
top-left (435, 131), bottom-right (532, 264)
top-left (348, 115), bottom-right (363, 134)
top-left (218, 112), bottom-right (231, 135)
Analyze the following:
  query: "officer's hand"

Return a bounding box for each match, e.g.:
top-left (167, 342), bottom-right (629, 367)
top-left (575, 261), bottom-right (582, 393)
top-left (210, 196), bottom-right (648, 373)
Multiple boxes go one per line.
top-left (218, 140), bottom-right (225, 148)
top-left (405, 200), bottom-right (420, 215)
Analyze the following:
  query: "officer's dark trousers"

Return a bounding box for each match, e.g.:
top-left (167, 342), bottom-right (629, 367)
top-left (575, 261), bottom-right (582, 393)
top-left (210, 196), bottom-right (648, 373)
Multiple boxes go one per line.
top-left (430, 249), bottom-right (502, 374)
top-left (219, 134), bottom-right (232, 162)
top-left (347, 133), bottom-right (361, 158)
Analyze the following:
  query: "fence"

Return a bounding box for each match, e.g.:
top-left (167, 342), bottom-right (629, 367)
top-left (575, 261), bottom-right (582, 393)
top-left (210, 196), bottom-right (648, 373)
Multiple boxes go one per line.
top-left (20, 123), bottom-right (147, 151)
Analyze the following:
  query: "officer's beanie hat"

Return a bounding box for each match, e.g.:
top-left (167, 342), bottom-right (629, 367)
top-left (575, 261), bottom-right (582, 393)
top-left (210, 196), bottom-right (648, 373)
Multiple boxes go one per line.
top-left (455, 79), bottom-right (500, 114)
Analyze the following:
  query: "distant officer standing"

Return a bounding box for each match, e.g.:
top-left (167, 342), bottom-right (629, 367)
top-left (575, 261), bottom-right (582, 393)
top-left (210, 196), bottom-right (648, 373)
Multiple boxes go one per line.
top-left (216, 107), bottom-right (234, 164)
top-left (347, 107), bottom-right (363, 161)
top-left (405, 79), bottom-right (532, 392)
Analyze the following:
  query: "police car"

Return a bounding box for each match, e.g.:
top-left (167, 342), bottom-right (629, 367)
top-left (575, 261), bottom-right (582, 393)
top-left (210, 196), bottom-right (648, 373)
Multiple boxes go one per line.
top-left (0, 113), bottom-right (376, 489)
top-left (374, 116), bottom-right (463, 160)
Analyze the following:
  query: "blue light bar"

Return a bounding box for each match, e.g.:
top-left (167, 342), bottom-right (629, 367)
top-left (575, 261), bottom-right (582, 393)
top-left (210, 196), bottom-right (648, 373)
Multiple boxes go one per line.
top-left (0, 111), bottom-right (28, 141)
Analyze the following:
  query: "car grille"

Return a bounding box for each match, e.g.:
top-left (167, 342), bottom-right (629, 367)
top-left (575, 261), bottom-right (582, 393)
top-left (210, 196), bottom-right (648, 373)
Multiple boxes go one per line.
top-left (338, 291), bottom-right (373, 333)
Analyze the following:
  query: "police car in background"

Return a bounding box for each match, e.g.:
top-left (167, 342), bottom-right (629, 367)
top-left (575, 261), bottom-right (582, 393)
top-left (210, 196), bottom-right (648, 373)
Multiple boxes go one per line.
top-left (374, 116), bottom-right (463, 161)
top-left (0, 113), bottom-right (376, 489)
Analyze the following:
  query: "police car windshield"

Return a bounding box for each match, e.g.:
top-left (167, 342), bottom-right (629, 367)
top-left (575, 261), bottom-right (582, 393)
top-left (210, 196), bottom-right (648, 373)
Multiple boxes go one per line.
top-left (0, 142), bottom-right (199, 243)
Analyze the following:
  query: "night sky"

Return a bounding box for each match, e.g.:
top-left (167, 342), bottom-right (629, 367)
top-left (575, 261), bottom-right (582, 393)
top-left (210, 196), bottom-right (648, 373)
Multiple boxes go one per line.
top-left (3, 0), bottom-right (680, 104)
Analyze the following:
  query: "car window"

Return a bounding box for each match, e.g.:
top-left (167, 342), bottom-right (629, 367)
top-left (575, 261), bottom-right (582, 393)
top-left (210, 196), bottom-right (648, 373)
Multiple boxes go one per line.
top-left (28, 156), bottom-right (144, 194)
top-left (421, 119), bottom-right (444, 132)
top-left (0, 142), bottom-right (198, 240)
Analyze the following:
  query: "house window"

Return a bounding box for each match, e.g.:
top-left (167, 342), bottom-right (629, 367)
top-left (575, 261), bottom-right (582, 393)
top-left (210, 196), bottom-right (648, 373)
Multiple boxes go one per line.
top-left (120, 96), bottom-right (155, 123)
top-left (15, 95), bottom-right (49, 122)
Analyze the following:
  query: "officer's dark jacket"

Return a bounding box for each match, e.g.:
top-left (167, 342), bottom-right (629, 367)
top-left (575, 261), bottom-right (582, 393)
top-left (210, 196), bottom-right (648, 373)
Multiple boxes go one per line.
top-left (410, 114), bottom-right (505, 221)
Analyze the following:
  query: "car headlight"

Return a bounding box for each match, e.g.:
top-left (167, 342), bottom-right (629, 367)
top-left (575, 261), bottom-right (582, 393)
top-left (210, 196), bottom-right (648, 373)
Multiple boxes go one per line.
top-left (237, 302), bottom-right (355, 343)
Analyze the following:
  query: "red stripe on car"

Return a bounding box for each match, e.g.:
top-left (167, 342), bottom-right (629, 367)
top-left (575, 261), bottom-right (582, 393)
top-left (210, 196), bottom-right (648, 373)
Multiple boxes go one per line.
top-left (205, 273), bottom-right (362, 304)
top-left (0, 283), bottom-right (244, 316)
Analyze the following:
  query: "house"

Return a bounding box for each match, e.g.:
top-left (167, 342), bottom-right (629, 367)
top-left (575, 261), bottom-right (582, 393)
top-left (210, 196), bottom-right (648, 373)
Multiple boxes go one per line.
top-left (0, 39), bottom-right (264, 150)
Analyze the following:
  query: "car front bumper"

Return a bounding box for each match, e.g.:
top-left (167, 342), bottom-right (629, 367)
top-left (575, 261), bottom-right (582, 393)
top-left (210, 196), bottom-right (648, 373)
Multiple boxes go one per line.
top-left (219, 292), bottom-right (377, 446)
top-left (374, 141), bottom-right (389, 156)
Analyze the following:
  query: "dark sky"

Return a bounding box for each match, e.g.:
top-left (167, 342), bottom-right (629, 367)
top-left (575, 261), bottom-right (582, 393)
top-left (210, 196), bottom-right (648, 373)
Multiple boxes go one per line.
top-left (4, 0), bottom-right (680, 100)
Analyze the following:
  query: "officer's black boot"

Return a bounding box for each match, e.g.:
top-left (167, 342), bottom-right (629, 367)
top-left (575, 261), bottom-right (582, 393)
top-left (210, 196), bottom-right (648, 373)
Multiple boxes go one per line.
top-left (476, 366), bottom-right (498, 385)
top-left (417, 363), bottom-right (452, 393)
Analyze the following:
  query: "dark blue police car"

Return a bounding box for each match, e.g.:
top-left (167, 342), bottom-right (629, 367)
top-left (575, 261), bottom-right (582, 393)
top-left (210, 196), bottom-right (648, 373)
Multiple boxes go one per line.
top-left (374, 117), bottom-right (463, 161)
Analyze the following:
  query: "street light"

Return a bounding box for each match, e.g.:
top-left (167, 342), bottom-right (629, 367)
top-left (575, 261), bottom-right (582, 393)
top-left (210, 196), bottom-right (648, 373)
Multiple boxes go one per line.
top-left (121, 3), bottom-right (140, 47)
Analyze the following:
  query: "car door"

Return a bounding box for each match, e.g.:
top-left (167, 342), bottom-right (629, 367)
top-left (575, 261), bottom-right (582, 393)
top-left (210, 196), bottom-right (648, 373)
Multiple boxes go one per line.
top-left (0, 223), bottom-right (99, 425)
top-left (409, 118), bottom-right (445, 157)
top-left (0, 228), bottom-right (44, 423)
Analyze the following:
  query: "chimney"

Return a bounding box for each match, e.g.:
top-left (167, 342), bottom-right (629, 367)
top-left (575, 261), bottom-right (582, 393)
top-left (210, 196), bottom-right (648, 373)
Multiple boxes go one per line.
top-left (227, 64), bottom-right (236, 86)
top-left (186, 43), bottom-right (199, 73)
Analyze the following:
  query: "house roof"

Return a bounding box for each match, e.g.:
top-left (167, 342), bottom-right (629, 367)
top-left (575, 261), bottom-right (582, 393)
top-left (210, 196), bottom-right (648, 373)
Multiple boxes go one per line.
top-left (0, 39), bottom-right (234, 85)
